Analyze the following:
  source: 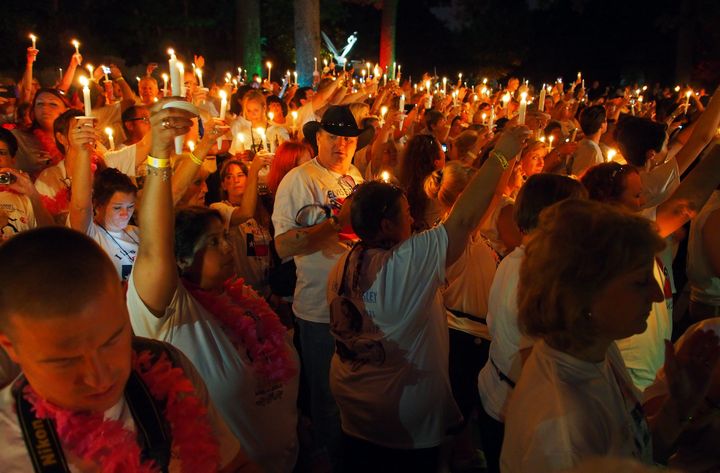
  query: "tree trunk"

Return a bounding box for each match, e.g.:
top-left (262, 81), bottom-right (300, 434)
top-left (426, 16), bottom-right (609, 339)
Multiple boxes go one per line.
top-left (379, 0), bottom-right (399, 72)
top-left (294, 0), bottom-right (320, 87)
top-left (236, 0), bottom-right (262, 77)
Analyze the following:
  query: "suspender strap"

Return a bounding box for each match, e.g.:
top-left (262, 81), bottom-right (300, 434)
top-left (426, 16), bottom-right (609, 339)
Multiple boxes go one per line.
top-left (490, 357), bottom-right (516, 389)
top-left (446, 307), bottom-right (487, 324)
top-left (14, 383), bottom-right (70, 473)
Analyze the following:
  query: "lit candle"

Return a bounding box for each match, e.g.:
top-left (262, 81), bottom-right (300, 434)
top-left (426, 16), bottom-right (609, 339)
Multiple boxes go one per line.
top-left (314, 57), bottom-right (318, 72)
top-left (577, 71), bottom-right (582, 83)
top-left (101, 65), bottom-right (109, 82)
top-left (685, 90), bottom-right (692, 115)
top-left (29, 34), bottom-right (37, 49)
top-left (256, 127), bottom-right (268, 151)
top-left (383, 73), bottom-right (387, 86)
top-left (398, 94), bottom-right (405, 112)
top-left (79, 76), bottom-right (92, 116)
top-left (168, 49), bottom-right (181, 96)
top-left (458, 72), bottom-right (462, 86)
top-left (104, 127), bottom-right (115, 150)
top-left (483, 78), bottom-right (488, 85)
top-left (548, 134), bottom-right (555, 151)
top-left (607, 148), bottom-right (617, 162)
top-left (380, 106), bottom-right (388, 126)
top-left (488, 109), bottom-right (495, 131)
top-left (452, 90), bottom-right (458, 107)
top-left (518, 92), bottom-right (527, 125)
top-left (58, 68), bottom-right (63, 81)
top-left (218, 90), bottom-right (228, 149)
top-left (71, 39), bottom-right (80, 55)
top-left (236, 133), bottom-right (246, 153)
top-left (538, 84), bottom-right (546, 112)
top-left (380, 171), bottom-right (391, 183)
top-left (674, 85), bottom-right (681, 92)
top-left (238, 67), bottom-right (243, 79)
top-left (268, 111), bottom-right (275, 125)
top-left (187, 140), bottom-right (195, 152)
top-left (291, 110), bottom-right (298, 132)
top-left (397, 64), bottom-right (401, 81)
top-left (266, 61), bottom-right (272, 82)
top-left (503, 92), bottom-right (511, 114)
top-left (481, 112), bottom-right (487, 125)
top-left (177, 62), bottom-right (185, 97)
top-left (293, 71), bottom-right (298, 84)
top-left (414, 83), bottom-right (418, 94)
top-left (197, 68), bottom-right (204, 88)
top-left (162, 73), bottom-right (169, 96)
top-left (86, 64), bottom-right (94, 80)
top-left (442, 77), bottom-right (447, 95)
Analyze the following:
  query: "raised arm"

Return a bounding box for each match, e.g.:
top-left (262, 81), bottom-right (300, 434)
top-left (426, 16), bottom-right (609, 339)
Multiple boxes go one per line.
top-left (226, 153), bottom-right (272, 226)
top-left (67, 118), bottom-right (98, 231)
top-left (444, 126), bottom-right (529, 266)
top-left (109, 64), bottom-right (139, 108)
top-left (171, 119), bottom-right (225, 205)
top-left (673, 87), bottom-right (720, 174)
top-left (656, 141), bottom-right (720, 238)
top-left (133, 100), bottom-right (194, 314)
top-left (18, 48), bottom-right (38, 104)
top-left (57, 53), bottom-right (82, 93)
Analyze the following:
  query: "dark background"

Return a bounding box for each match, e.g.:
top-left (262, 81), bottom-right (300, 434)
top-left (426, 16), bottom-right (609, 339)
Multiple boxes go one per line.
top-left (1, 0), bottom-right (718, 88)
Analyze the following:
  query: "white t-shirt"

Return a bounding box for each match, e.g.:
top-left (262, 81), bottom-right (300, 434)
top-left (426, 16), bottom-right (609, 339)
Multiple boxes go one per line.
top-left (616, 258), bottom-right (673, 390)
top-left (103, 144), bottom-right (137, 177)
top-left (93, 102), bottom-right (127, 148)
top-left (272, 158), bottom-right (363, 323)
top-left (126, 273), bottom-right (299, 473)
top-left (0, 341), bottom-right (240, 472)
top-left (687, 191), bottom-right (720, 306)
top-left (571, 138), bottom-right (604, 177)
top-left (479, 194), bottom-right (514, 257)
top-left (327, 225), bottom-right (462, 449)
top-left (443, 232), bottom-right (498, 339)
top-left (477, 246), bottom-right (533, 421)
top-left (75, 220), bottom-right (139, 282)
top-left (640, 157), bottom-right (680, 210)
top-left (211, 201), bottom-right (272, 297)
top-left (501, 341), bottom-right (653, 473)
top-left (35, 160), bottom-right (70, 224)
top-left (0, 192), bottom-right (36, 241)
top-left (228, 117), bottom-right (290, 154)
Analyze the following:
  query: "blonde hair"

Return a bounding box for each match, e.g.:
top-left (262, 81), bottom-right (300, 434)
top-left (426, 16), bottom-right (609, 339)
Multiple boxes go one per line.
top-left (518, 199), bottom-right (665, 351)
top-left (347, 102), bottom-right (370, 127)
top-left (242, 90), bottom-right (266, 120)
top-left (453, 130), bottom-right (479, 155)
top-left (424, 161), bottom-right (476, 211)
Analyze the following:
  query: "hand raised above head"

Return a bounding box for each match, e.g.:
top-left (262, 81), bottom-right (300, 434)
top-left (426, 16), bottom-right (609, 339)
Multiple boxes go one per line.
top-left (70, 53), bottom-right (83, 67)
top-left (149, 98), bottom-right (197, 158)
top-left (494, 125), bottom-right (532, 159)
top-left (26, 47), bottom-right (39, 64)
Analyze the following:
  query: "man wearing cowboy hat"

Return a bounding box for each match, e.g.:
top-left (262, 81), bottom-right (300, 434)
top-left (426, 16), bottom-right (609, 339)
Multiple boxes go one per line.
top-left (272, 105), bottom-right (373, 466)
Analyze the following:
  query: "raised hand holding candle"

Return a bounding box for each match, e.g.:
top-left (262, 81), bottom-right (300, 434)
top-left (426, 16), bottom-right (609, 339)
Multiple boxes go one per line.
top-left (168, 49), bottom-right (181, 96)
top-left (218, 90), bottom-right (228, 148)
top-left (518, 92), bottom-right (527, 125)
top-left (71, 39), bottom-right (80, 55)
top-left (29, 34), bottom-right (37, 49)
top-left (266, 61), bottom-right (272, 82)
top-left (104, 127), bottom-right (115, 150)
top-left (79, 76), bottom-right (92, 116)
top-left (538, 84), bottom-right (546, 112)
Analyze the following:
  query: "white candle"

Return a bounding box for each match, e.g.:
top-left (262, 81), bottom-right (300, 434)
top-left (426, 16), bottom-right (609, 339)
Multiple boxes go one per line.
top-left (397, 64), bottom-right (401, 82)
top-left (314, 57), bottom-right (318, 72)
top-left (383, 73), bottom-right (387, 86)
top-left (442, 77), bottom-right (447, 95)
top-left (481, 112), bottom-right (487, 125)
top-left (197, 68), bottom-right (204, 88)
top-left (168, 49), bottom-right (181, 96)
top-left (452, 90), bottom-right (458, 107)
top-left (503, 92), bottom-right (511, 114)
top-left (291, 110), bottom-right (298, 132)
top-left (104, 127), bottom-right (115, 150)
top-left (71, 39), bottom-right (80, 55)
top-left (380, 106), bottom-right (388, 127)
top-left (518, 92), bottom-right (527, 125)
top-left (548, 134), bottom-right (555, 151)
top-left (86, 64), bottom-right (94, 80)
top-left (238, 67), bottom-right (243, 79)
top-left (685, 90), bottom-right (692, 115)
top-left (266, 61), bottom-right (272, 82)
top-left (218, 90), bottom-right (228, 149)
top-left (538, 84), bottom-right (546, 112)
top-left (162, 73), bottom-right (168, 96)
top-left (236, 133), bottom-right (246, 152)
top-left (79, 76), bottom-right (92, 116)
top-left (29, 34), bottom-right (37, 49)
top-left (458, 72), bottom-right (462, 86)
top-left (607, 148), bottom-right (617, 162)
top-left (58, 68), bottom-right (63, 81)
top-left (488, 109), bottom-right (495, 131)
top-left (293, 71), bottom-right (298, 84)
top-left (177, 62), bottom-right (186, 97)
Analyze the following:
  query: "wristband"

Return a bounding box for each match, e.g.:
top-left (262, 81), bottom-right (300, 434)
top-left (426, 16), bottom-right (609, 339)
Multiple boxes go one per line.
top-left (189, 152), bottom-right (203, 166)
top-left (147, 155), bottom-right (171, 168)
top-left (490, 149), bottom-right (509, 170)
top-left (115, 76), bottom-right (125, 82)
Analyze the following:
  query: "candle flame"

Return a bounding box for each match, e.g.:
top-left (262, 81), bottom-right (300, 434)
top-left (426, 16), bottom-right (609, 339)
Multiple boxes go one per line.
top-left (86, 64), bottom-right (94, 74)
top-left (187, 140), bottom-right (195, 152)
top-left (266, 61), bottom-right (272, 68)
top-left (686, 90), bottom-right (692, 97)
top-left (104, 127), bottom-right (113, 136)
top-left (71, 39), bottom-right (80, 48)
top-left (607, 149), bottom-right (617, 161)
top-left (520, 92), bottom-right (527, 101)
top-left (219, 90), bottom-right (227, 100)
top-left (380, 106), bottom-right (388, 117)
top-left (29, 34), bottom-right (37, 41)
top-left (380, 171), bottom-right (391, 183)
top-left (167, 48), bottom-right (175, 56)
top-left (674, 85), bottom-right (680, 92)
top-left (539, 136), bottom-right (546, 143)
top-left (268, 111), bottom-right (275, 121)
top-left (255, 127), bottom-right (266, 138)
top-left (161, 73), bottom-right (168, 81)
top-left (291, 111), bottom-right (298, 120)
top-left (79, 76), bottom-right (89, 87)
top-left (548, 135), bottom-right (555, 144)
top-left (237, 133), bottom-right (245, 143)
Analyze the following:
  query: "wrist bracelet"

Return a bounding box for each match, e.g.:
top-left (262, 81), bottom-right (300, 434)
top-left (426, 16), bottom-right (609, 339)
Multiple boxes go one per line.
top-left (147, 155), bottom-right (170, 168)
top-left (490, 149), bottom-right (509, 170)
top-left (189, 152), bottom-right (203, 166)
top-left (146, 165), bottom-right (172, 182)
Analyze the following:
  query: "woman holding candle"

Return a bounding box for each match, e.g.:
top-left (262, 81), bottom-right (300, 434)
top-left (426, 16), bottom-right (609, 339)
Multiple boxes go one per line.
top-left (128, 98), bottom-right (300, 473)
top-left (229, 90), bottom-right (288, 155)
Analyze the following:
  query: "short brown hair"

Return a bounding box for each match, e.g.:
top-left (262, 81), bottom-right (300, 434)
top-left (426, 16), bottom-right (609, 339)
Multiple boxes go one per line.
top-left (518, 199), bottom-right (665, 350)
top-left (0, 228), bottom-right (117, 333)
top-left (514, 173), bottom-right (587, 234)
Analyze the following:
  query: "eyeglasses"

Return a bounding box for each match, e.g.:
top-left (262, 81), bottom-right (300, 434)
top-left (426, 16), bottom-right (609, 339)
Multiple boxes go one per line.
top-left (125, 117), bottom-right (149, 123)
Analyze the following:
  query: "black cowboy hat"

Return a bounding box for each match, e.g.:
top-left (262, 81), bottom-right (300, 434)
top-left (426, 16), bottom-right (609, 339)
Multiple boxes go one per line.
top-left (303, 105), bottom-right (375, 152)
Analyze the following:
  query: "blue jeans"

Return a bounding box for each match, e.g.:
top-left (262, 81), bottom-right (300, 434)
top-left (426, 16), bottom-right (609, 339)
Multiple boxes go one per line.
top-left (295, 317), bottom-right (342, 467)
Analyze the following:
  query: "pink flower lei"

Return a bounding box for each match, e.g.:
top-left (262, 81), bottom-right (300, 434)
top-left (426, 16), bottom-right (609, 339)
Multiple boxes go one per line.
top-left (32, 128), bottom-right (65, 167)
top-left (23, 350), bottom-right (220, 472)
top-left (184, 277), bottom-right (297, 385)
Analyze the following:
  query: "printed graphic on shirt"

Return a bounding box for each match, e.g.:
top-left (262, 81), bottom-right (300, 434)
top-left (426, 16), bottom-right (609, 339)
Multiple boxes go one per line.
top-left (0, 204), bottom-right (31, 240)
top-left (330, 294), bottom-right (386, 371)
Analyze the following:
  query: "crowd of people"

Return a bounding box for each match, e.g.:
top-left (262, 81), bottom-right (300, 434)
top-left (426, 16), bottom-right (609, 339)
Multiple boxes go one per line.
top-left (0, 39), bottom-right (719, 473)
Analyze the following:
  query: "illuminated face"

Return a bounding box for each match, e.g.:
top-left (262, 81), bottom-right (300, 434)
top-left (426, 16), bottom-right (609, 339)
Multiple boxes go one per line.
top-left (96, 191), bottom-right (136, 232)
top-left (183, 71), bottom-right (198, 95)
top-left (521, 146), bottom-right (546, 177)
top-left (124, 108), bottom-right (151, 141)
top-left (244, 99), bottom-right (265, 124)
top-left (268, 102), bottom-right (284, 119)
top-left (33, 92), bottom-right (67, 131)
top-left (0, 140), bottom-right (15, 168)
top-left (221, 164), bottom-right (247, 201)
top-left (185, 218), bottom-right (235, 290)
top-left (138, 79), bottom-right (159, 104)
top-left (182, 171), bottom-right (209, 207)
top-left (317, 129), bottom-right (358, 167)
top-left (0, 278), bottom-right (133, 412)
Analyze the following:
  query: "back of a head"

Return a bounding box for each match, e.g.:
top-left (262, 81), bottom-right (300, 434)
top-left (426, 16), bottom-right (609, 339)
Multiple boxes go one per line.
top-left (424, 161), bottom-right (476, 211)
top-left (514, 173), bottom-right (587, 234)
top-left (0, 227), bottom-right (117, 332)
top-left (0, 127), bottom-right (18, 157)
top-left (581, 162), bottom-right (638, 204)
top-left (579, 105), bottom-right (606, 136)
top-left (351, 181), bottom-right (405, 242)
top-left (174, 206), bottom-right (223, 271)
top-left (517, 199), bottom-right (665, 349)
top-left (615, 115), bottom-right (667, 167)
top-left (425, 110), bottom-right (444, 131)
top-left (454, 130), bottom-right (479, 155)
top-left (268, 141), bottom-right (312, 194)
top-left (54, 109), bottom-right (83, 155)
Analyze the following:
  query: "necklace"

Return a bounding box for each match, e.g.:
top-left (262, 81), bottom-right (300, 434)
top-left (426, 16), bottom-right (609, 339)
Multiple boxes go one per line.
top-left (98, 224), bottom-right (138, 263)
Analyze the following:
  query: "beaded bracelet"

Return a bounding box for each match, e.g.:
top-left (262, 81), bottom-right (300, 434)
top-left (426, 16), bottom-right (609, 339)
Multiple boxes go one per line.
top-left (146, 155), bottom-right (172, 182)
top-left (490, 149), bottom-right (509, 170)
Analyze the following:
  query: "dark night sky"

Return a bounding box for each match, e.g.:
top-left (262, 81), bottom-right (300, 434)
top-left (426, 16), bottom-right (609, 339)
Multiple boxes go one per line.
top-left (1, 0), bottom-right (717, 88)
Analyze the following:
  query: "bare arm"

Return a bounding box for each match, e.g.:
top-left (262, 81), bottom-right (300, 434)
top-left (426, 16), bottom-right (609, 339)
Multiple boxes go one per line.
top-left (674, 87), bottom-right (720, 174)
top-left (57, 53), bottom-right (82, 92)
top-left (656, 142), bottom-right (720, 238)
top-left (67, 120), bottom-right (97, 231)
top-left (133, 102), bottom-right (194, 314)
top-left (3, 169), bottom-right (54, 228)
top-left (171, 120), bottom-right (223, 205)
top-left (444, 126), bottom-right (528, 266)
top-left (497, 203), bottom-right (522, 254)
top-left (310, 78), bottom-right (340, 111)
top-left (226, 153), bottom-right (272, 226)
top-left (18, 48), bottom-right (38, 104)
